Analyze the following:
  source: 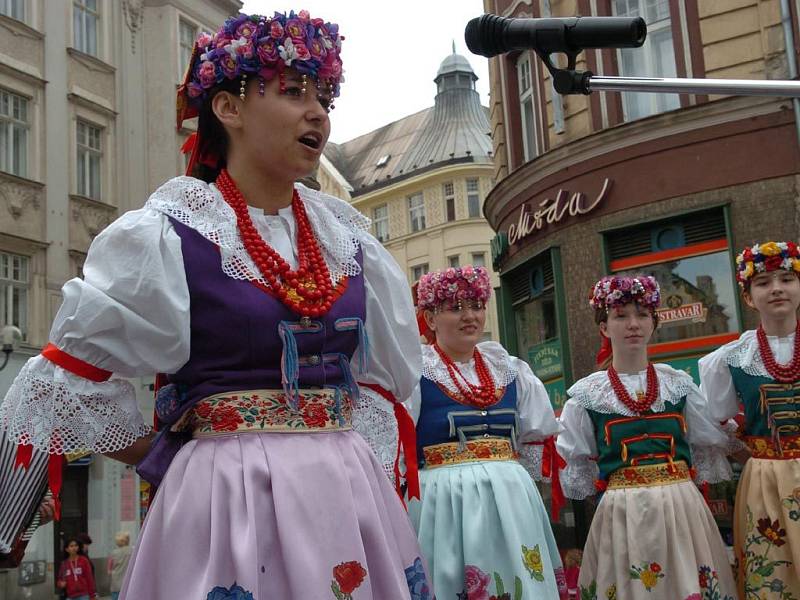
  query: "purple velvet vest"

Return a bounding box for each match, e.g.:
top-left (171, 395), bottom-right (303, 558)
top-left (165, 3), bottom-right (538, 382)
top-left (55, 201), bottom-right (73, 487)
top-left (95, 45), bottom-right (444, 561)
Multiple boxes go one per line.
top-left (137, 216), bottom-right (366, 486)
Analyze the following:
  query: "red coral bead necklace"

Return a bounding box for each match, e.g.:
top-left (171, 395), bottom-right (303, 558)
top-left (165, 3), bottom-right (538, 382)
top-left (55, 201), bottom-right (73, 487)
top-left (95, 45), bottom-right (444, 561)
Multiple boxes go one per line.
top-left (434, 343), bottom-right (498, 408)
top-left (757, 322), bottom-right (800, 383)
top-left (607, 363), bottom-right (659, 414)
top-left (215, 168), bottom-right (336, 317)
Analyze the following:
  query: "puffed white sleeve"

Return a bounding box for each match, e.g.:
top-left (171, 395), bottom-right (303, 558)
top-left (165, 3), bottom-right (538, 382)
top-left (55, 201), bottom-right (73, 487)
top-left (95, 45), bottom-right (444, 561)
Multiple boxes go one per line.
top-left (0, 208), bottom-right (190, 455)
top-left (684, 380), bottom-right (734, 484)
top-left (556, 399), bottom-right (599, 499)
top-left (351, 231), bottom-right (422, 480)
top-left (513, 358), bottom-right (563, 481)
top-left (698, 344), bottom-right (740, 424)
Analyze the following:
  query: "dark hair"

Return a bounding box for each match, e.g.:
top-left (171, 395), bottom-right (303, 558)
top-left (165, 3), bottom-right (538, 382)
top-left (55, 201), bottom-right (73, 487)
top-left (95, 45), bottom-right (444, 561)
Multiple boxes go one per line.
top-left (62, 537), bottom-right (81, 558)
top-left (190, 78), bottom-right (242, 183)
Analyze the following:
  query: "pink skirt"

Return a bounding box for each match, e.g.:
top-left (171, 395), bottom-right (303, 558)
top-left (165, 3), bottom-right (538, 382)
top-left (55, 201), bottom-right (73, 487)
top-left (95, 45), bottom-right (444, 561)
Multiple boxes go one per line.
top-left (120, 430), bottom-right (432, 599)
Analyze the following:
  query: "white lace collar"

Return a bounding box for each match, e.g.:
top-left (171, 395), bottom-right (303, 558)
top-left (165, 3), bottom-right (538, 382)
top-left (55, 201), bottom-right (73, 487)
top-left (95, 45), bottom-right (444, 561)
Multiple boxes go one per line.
top-left (724, 329), bottom-right (797, 378)
top-left (145, 176), bottom-right (370, 285)
top-left (567, 363), bottom-right (694, 416)
top-left (421, 341), bottom-right (518, 394)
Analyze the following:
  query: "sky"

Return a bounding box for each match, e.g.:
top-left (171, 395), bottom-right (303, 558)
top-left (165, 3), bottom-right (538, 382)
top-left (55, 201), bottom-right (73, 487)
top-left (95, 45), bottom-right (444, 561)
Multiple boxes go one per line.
top-left (241, 1), bottom-right (490, 143)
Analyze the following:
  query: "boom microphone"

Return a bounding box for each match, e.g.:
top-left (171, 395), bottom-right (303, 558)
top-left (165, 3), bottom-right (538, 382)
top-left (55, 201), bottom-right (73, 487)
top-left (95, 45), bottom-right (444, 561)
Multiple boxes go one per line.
top-left (465, 14), bottom-right (646, 58)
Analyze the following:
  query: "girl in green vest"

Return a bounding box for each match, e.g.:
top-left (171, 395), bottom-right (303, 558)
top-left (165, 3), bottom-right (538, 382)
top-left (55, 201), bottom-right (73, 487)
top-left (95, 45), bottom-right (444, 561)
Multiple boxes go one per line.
top-left (558, 274), bottom-right (736, 599)
top-left (699, 241), bottom-right (800, 598)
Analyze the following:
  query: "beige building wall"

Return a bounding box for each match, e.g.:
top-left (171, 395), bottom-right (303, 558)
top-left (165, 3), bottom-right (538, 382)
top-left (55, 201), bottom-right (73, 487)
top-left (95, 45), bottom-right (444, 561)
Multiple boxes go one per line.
top-left (0, 2), bottom-right (237, 599)
top-left (346, 163), bottom-right (501, 342)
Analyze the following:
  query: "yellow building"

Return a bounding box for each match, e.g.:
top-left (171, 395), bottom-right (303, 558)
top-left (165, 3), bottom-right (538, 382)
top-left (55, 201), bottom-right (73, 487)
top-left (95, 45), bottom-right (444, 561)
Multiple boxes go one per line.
top-left (322, 50), bottom-right (501, 340)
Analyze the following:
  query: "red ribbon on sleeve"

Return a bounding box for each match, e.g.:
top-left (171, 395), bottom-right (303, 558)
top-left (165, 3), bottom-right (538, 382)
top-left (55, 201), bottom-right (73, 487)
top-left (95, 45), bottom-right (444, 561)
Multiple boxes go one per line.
top-left (531, 436), bottom-right (567, 521)
top-left (359, 382), bottom-right (420, 503)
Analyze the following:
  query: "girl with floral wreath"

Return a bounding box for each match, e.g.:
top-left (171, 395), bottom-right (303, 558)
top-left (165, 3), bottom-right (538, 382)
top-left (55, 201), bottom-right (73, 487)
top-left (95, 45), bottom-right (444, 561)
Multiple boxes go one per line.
top-left (557, 275), bottom-right (736, 599)
top-left (699, 240), bottom-right (800, 598)
top-left (0, 10), bottom-right (432, 599)
top-left (406, 265), bottom-right (568, 600)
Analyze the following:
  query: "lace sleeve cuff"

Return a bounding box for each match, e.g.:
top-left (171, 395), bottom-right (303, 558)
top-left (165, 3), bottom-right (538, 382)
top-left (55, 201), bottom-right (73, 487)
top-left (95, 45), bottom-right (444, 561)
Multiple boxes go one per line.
top-left (0, 355), bottom-right (148, 454)
top-left (518, 443), bottom-right (545, 482)
top-left (561, 458), bottom-right (598, 500)
top-left (352, 386), bottom-right (399, 485)
top-left (691, 444), bottom-right (733, 484)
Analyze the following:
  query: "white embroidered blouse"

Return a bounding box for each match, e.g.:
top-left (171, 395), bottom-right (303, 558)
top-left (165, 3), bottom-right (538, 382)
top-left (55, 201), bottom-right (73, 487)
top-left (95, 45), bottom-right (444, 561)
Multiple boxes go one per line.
top-left (0, 176), bottom-right (419, 478)
top-left (557, 363), bottom-right (732, 500)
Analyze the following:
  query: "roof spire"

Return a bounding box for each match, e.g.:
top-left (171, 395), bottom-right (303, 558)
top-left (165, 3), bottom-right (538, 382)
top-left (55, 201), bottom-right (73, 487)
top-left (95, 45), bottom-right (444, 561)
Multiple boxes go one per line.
top-left (452, 40), bottom-right (456, 54)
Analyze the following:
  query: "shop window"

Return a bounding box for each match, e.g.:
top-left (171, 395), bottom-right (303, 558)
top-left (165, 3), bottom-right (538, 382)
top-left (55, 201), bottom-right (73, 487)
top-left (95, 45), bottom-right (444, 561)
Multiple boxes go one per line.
top-left (613, 0), bottom-right (679, 121)
top-left (607, 208), bottom-right (740, 349)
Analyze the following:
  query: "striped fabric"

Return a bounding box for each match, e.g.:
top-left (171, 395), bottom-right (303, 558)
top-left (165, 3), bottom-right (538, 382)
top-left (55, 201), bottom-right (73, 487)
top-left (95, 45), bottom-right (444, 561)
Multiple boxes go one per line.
top-left (0, 431), bottom-right (48, 565)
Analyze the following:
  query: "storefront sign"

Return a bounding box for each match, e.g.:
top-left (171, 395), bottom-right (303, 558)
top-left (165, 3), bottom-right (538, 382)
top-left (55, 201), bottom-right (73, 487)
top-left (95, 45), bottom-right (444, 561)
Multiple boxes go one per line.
top-left (708, 499), bottom-right (729, 517)
top-left (656, 302), bottom-right (708, 325)
top-left (544, 377), bottom-right (567, 414)
top-left (528, 339), bottom-right (563, 381)
top-left (507, 178), bottom-right (612, 246)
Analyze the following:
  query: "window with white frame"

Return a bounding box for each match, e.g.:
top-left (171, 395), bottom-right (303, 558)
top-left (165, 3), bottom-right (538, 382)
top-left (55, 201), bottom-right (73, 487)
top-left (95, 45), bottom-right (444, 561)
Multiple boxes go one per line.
top-left (0, 251), bottom-right (28, 339)
top-left (466, 178), bottom-right (481, 218)
top-left (179, 19), bottom-right (198, 80)
top-left (408, 193), bottom-right (425, 233)
top-left (73, 0), bottom-right (99, 57)
top-left (0, 89), bottom-right (28, 178)
top-left (448, 255), bottom-right (460, 268)
top-left (471, 252), bottom-right (486, 268)
top-left (443, 181), bottom-right (455, 221)
top-left (372, 204), bottom-right (389, 242)
top-left (77, 121), bottom-right (102, 200)
top-left (0, 0), bottom-right (24, 21)
top-left (411, 263), bottom-right (429, 282)
top-left (516, 54), bottom-right (539, 161)
top-left (613, 0), bottom-right (679, 121)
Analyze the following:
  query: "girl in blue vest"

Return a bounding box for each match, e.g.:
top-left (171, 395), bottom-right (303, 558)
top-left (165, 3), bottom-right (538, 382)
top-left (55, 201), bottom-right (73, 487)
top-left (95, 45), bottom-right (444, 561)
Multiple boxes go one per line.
top-left (407, 265), bottom-right (567, 600)
top-left (558, 274), bottom-right (735, 599)
top-left (699, 241), bottom-right (800, 598)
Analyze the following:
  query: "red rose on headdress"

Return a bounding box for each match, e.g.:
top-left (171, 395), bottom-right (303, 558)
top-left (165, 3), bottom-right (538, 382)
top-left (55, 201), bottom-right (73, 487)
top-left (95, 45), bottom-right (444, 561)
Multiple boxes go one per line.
top-left (788, 241), bottom-right (799, 257)
top-left (308, 38), bottom-right (327, 60)
top-left (285, 18), bottom-right (305, 40)
top-left (257, 38), bottom-right (279, 63)
top-left (742, 248), bottom-right (754, 262)
top-left (765, 255), bottom-right (783, 271)
top-left (270, 21), bottom-right (284, 39)
top-left (293, 41), bottom-right (311, 61)
top-left (198, 61), bottom-right (217, 88)
top-left (333, 561), bottom-right (367, 594)
top-left (236, 21), bottom-right (257, 40)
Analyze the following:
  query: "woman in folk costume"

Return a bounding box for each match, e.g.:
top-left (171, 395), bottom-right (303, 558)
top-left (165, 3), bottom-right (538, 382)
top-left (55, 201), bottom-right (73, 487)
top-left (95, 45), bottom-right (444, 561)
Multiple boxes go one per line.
top-left (557, 275), bottom-right (736, 600)
top-left (406, 265), bottom-right (568, 600)
top-left (0, 10), bottom-right (433, 600)
top-left (699, 241), bottom-right (800, 598)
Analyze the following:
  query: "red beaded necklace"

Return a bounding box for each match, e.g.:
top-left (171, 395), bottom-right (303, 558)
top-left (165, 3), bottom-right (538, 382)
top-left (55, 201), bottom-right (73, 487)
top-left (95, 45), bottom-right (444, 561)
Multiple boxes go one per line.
top-left (756, 322), bottom-right (800, 383)
top-left (607, 363), bottom-right (659, 414)
top-left (215, 169), bottom-right (337, 317)
top-left (433, 343), bottom-right (498, 408)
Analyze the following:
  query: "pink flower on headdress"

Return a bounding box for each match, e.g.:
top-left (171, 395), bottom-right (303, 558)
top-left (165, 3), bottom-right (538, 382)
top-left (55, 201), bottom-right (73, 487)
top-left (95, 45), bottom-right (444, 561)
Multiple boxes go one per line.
top-left (215, 34), bottom-right (233, 49)
top-left (308, 38), bottom-right (327, 61)
top-left (298, 9), bottom-right (311, 22)
top-left (198, 61), bottom-right (217, 88)
top-left (293, 41), bottom-right (311, 61)
top-left (235, 39), bottom-right (255, 60)
top-left (462, 265), bottom-right (475, 278)
top-left (270, 20), bottom-right (284, 39)
top-left (257, 37), bottom-right (279, 63)
top-left (196, 32), bottom-right (213, 49)
top-left (318, 53), bottom-right (342, 80)
top-left (311, 17), bottom-right (325, 28)
top-left (187, 82), bottom-right (205, 98)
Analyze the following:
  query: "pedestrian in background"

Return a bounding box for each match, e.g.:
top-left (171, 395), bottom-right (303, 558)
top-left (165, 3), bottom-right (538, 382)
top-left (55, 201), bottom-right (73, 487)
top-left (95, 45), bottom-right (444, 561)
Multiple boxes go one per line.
top-left (57, 537), bottom-right (96, 600)
top-left (108, 531), bottom-right (132, 600)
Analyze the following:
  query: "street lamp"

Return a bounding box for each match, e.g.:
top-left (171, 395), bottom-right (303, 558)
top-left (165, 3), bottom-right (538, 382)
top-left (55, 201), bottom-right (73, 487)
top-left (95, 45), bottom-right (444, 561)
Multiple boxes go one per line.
top-left (0, 325), bottom-right (21, 371)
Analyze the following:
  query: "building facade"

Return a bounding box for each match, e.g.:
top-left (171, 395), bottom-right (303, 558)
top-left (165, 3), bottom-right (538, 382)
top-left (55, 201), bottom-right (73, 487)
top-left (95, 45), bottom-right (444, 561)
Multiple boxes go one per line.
top-left (0, 1), bottom-right (239, 598)
top-left (482, 0), bottom-right (800, 548)
top-left (324, 51), bottom-right (502, 341)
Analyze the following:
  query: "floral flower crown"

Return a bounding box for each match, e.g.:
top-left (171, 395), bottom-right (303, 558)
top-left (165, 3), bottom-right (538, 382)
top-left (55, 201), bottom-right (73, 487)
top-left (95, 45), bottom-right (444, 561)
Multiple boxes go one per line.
top-left (736, 241), bottom-right (800, 289)
top-left (589, 275), bottom-right (660, 311)
top-left (416, 266), bottom-right (492, 310)
top-left (177, 10), bottom-right (343, 127)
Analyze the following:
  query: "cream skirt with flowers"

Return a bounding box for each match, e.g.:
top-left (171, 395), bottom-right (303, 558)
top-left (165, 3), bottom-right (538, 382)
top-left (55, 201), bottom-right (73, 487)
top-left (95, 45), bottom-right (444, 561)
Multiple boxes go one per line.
top-left (734, 457), bottom-right (800, 599)
top-left (578, 480), bottom-right (736, 600)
